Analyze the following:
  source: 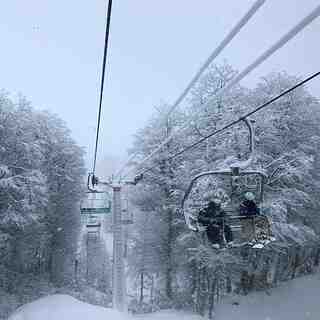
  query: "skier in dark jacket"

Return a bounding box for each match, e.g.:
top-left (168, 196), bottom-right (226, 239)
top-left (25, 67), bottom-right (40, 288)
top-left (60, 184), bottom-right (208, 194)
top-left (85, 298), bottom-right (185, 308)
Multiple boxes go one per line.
top-left (198, 198), bottom-right (233, 248)
top-left (239, 192), bottom-right (260, 241)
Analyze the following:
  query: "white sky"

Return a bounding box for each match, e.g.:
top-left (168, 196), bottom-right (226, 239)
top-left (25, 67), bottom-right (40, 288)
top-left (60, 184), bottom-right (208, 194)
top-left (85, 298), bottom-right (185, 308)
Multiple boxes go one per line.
top-left (1, 0), bottom-right (320, 173)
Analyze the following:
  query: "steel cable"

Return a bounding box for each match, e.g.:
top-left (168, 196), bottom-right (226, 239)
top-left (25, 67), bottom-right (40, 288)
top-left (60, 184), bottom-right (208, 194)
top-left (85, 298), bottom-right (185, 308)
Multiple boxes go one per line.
top-left (138, 71), bottom-right (320, 176)
top-left (92, 0), bottom-right (113, 176)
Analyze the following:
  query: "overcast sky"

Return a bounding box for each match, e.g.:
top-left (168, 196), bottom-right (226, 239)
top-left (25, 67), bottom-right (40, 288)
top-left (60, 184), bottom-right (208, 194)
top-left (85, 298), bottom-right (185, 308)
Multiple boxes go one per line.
top-left (1, 0), bottom-right (320, 174)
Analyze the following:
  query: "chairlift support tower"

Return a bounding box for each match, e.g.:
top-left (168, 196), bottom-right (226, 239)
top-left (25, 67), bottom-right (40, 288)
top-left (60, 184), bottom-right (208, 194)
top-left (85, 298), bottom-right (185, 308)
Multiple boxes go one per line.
top-left (111, 184), bottom-right (126, 311)
top-left (95, 175), bottom-right (140, 312)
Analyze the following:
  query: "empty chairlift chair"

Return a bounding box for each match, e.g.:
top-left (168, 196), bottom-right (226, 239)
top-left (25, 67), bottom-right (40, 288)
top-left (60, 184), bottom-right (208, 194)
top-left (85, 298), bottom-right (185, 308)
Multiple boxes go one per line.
top-left (80, 191), bottom-right (112, 215)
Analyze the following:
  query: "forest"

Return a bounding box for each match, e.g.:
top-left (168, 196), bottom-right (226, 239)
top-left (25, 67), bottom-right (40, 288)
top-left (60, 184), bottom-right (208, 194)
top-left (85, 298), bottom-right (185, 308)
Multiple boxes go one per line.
top-left (1, 65), bottom-right (320, 318)
top-left (0, 93), bottom-right (86, 316)
top-left (126, 65), bottom-right (320, 316)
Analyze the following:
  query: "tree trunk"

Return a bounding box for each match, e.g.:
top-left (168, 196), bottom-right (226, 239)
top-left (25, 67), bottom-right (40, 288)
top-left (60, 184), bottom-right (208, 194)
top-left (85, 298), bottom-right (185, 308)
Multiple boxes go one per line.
top-left (191, 261), bottom-right (198, 295)
top-left (314, 248), bottom-right (320, 266)
top-left (196, 268), bottom-right (207, 316)
top-left (140, 272), bottom-right (144, 304)
top-left (226, 277), bottom-right (232, 293)
top-left (165, 208), bottom-right (173, 299)
top-left (150, 274), bottom-right (154, 307)
top-left (208, 278), bottom-right (216, 319)
top-left (163, 118), bottom-right (175, 301)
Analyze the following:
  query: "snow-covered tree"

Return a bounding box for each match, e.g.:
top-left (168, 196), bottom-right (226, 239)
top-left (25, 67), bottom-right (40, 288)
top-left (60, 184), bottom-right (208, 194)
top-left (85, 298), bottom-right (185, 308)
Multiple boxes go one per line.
top-left (128, 65), bottom-right (320, 314)
top-left (0, 93), bottom-right (86, 287)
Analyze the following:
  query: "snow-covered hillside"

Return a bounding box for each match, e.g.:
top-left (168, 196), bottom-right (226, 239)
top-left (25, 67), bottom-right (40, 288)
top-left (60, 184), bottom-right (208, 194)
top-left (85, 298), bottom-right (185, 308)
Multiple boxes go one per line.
top-left (8, 272), bottom-right (320, 320)
top-left (215, 272), bottom-right (320, 320)
top-left (7, 295), bottom-right (128, 320)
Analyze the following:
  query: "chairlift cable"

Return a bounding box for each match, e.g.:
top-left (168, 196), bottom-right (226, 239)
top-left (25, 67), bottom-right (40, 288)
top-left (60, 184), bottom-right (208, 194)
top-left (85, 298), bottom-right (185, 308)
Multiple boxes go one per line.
top-left (122, 4), bottom-right (320, 179)
top-left (166, 0), bottom-right (266, 116)
top-left (115, 0), bottom-right (266, 179)
top-left (92, 0), bottom-right (113, 176)
top-left (137, 71), bottom-right (320, 176)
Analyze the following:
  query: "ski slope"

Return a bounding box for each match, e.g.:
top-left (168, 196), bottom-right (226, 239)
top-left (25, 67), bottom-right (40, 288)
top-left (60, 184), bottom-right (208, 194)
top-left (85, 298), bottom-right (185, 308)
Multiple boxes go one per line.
top-left (215, 271), bottom-right (320, 320)
top-left (7, 295), bottom-right (128, 320)
top-left (8, 272), bottom-right (320, 320)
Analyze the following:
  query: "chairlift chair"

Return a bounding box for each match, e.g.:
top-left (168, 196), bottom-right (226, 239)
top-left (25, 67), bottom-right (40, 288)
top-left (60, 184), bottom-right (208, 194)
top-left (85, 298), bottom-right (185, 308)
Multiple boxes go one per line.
top-left (80, 190), bottom-right (112, 215)
top-left (181, 167), bottom-right (271, 242)
top-left (86, 216), bottom-right (101, 240)
top-left (120, 192), bottom-right (134, 225)
top-left (86, 215), bottom-right (101, 228)
top-left (181, 118), bottom-right (273, 246)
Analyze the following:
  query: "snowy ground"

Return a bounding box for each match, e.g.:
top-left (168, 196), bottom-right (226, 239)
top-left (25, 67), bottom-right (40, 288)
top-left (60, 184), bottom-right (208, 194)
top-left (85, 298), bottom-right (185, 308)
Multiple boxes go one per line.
top-left (215, 271), bottom-right (320, 320)
top-left (7, 295), bottom-right (128, 320)
top-left (8, 272), bottom-right (320, 320)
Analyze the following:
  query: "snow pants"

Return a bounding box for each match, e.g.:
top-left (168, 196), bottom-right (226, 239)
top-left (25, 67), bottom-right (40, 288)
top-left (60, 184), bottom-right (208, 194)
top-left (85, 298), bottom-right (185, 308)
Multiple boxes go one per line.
top-left (206, 223), bottom-right (233, 244)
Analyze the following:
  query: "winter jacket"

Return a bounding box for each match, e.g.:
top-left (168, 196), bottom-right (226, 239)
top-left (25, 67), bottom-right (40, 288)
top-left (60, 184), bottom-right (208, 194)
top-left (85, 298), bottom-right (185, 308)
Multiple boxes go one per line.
top-left (198, 201), bottom-right (226, 226)
top-left (198, 201), bottom-right (233, 243)
top-left (239, 200), bottom-right (260, 217)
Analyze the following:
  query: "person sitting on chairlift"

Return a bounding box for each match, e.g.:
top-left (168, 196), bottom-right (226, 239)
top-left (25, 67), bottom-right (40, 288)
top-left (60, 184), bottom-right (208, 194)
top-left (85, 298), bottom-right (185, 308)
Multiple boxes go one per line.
top-left (239, 192), bottom-right (260, 242)
top-left (198, 196), bottom-right (233, 249)
top-left (240, 192), bottom-right (260, 216)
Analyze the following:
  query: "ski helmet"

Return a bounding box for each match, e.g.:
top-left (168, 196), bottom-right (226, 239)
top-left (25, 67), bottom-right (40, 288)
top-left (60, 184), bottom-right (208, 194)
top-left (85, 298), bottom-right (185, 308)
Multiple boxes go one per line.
top-left (244, 191), bottom-right (255, 201)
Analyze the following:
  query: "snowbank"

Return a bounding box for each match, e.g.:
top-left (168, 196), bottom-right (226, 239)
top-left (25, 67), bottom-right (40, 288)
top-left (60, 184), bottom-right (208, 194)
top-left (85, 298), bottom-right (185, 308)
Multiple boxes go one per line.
top-left (8, 294), bottom-right (128, 320)
top-left (215, 272), bottom-right (320, 320)
top-left (135, 310), bottom-right (202, 320)
top-left (7, 295), bottom-right (203, 320)
top-left (8, 273), bottom-right (320, 320)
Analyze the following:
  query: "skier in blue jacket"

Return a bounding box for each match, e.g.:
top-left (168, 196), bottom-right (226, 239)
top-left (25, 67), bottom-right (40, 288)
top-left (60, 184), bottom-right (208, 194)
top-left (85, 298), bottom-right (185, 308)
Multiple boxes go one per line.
top-left (239, 192), bottom-right (260, 242)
